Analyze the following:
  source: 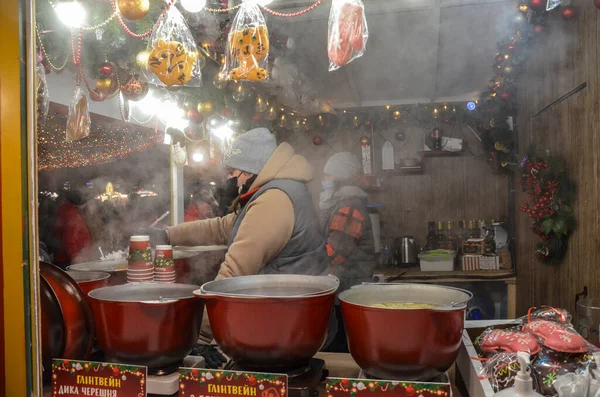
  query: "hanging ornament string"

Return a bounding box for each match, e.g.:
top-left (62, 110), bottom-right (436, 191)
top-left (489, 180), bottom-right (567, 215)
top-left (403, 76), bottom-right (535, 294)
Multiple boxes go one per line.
top-left (80, 12), bottom-right (117, 31)
top-left (36, 26), bottom-right (69, 71)
top-left (70, 29), bottom-right (104, 100)
top-left (260, 0), bottom-right (323, 17)
top-left (203, 4), bottom-right (241, 13)
top-left (46, 0), bottom-right (118, 31)
top-left (111, 0), bottom-right (175, 38)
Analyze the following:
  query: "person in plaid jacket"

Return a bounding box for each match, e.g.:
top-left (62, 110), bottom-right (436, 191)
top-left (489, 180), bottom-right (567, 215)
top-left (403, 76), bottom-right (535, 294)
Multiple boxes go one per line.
top-left (319, 152), bottom-right (375, 352)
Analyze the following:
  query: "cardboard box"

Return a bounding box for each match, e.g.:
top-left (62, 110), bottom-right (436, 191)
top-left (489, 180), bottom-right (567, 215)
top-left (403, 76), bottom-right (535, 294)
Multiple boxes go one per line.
top-left (461, 255), bottom-right (499, 271)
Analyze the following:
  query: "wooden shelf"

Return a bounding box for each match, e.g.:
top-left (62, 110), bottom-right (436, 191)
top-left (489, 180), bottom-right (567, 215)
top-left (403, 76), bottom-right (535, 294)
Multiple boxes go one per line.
top-left (419, 150), bottom-right (464, 157)
top-left (375, 265), bottom-right (515, 283)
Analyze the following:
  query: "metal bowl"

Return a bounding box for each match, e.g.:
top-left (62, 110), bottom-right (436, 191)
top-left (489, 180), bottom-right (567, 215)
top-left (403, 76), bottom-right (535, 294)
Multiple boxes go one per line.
top-left (68, 260), bottom-right (128, 286)
top-left (196, 275), bottom-right (339, 371)
top-left (88, 283), bottom-right (203, 371)
top-left (339, 283), bottom-right (472, 380)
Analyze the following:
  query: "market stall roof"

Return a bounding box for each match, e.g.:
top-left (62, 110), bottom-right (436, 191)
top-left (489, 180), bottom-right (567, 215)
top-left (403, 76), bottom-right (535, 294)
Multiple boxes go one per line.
top-left (46, 0), bottom-right (516, 114)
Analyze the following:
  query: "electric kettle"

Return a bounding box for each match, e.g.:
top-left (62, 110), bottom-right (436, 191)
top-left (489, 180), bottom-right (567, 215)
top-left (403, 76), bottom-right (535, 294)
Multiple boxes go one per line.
top-left (393, 236), bottom-right (417, 267)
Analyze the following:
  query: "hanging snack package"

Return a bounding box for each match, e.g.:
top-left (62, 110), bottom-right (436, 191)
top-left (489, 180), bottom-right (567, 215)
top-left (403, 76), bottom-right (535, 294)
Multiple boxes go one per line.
top-left (144, 6), bottom-right (201, 87)
top-left (327, 0), bottom-right (368, 71)
top-left (66, 87), bottom-right (90, 142)
top-left (36, 60), bottom-right (50, 126)
top-left (223, 1), bottom-right (269, 82)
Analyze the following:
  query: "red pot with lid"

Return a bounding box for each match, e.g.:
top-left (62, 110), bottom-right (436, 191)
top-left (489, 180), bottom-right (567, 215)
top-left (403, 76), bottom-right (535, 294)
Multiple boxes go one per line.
top-left (339, 283), bottom-right (472, 380)
top-left (88, 282), bottom-right (204, 371)
top-left (196, 274), bottom-right (339, 371)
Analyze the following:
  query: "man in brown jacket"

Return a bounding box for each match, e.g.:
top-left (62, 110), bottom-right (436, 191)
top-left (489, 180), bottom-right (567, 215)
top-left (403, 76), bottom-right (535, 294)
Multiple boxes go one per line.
top-left (165, 127), bottom-right (328, 279)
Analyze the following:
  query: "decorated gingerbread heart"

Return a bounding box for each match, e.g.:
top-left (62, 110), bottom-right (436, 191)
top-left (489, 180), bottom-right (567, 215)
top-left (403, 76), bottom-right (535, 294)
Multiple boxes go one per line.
top-left (480, 329), bottom-right (541, 355)
top-left (328, 3), bottom-right (364, 67)
top-left (523, 320), bottom-right (588, 353)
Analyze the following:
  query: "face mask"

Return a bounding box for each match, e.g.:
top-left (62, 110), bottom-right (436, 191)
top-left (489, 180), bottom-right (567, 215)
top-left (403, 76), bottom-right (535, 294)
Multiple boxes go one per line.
top-left (221, 173), bottom-right (241, 205)
top-left (321, 180), bottom-right (336, 190)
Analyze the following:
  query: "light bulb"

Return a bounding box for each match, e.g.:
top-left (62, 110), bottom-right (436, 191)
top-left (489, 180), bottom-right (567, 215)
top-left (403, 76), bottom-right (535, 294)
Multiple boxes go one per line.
top-left (213, 125), bottom-right (234, 141)
top-left (55, 1), bottom-right (87, 28)
top-left (192, 152), bottom-right (204, 163)
top-left (466, 102), bottom-right (477, 111)
top-left (181, 0), bottom-right (206, 13)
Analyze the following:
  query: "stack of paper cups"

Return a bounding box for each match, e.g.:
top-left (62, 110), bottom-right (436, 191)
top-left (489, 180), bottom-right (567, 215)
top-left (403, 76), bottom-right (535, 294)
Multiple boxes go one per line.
top-left (154, 245), bottom-right (175, 283)
top-left (128, 236), bottom-right (154, 283)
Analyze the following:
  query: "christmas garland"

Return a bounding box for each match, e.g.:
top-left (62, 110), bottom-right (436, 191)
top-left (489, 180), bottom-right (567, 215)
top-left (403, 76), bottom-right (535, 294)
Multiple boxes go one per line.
top-left (326, 378), bottom-right (449, 396)
top-left (514, 146), bottom-right (576, 264)
top-left (464, 0), bottom-right (580, 264)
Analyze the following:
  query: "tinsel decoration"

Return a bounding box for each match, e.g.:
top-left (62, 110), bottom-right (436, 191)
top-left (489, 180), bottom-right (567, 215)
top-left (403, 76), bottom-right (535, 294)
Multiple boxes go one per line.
top-left (38, 112), bottom-right (161, 171)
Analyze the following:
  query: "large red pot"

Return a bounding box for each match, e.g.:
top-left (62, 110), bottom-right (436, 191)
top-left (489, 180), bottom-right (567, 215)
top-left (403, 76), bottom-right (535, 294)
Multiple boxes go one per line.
top-left (66, 271), bottom-right (111, 297)
top-left (40, 262), bottom-right (95, 360)
top-left (339, 283), bottom-right (472, 381)
top-left (68, 259), bottom-right (128, 286)
top-left (196, 275), bottom-right (339, 371)
top-left (88, 283), bottom-right (204, 371)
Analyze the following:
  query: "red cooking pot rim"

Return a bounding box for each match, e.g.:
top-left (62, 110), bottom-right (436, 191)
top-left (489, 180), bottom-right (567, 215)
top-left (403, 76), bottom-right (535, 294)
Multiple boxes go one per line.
top-left (338, 283), bottom-right (473, 311)
top-left (197, 274), bottom-right (340, 299)
top-left (68, 259), bottom-right (128, 272)
top-left (66, 270), bottom-right (111, 283)
top-left (88, 282), bottom-right (200, 305)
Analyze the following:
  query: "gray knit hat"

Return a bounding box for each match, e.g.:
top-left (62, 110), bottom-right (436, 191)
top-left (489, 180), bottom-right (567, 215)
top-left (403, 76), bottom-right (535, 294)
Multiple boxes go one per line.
top-left (223, 128), bottom-right (277, 175)
top-left (324, 152), bottom-right (361, 180)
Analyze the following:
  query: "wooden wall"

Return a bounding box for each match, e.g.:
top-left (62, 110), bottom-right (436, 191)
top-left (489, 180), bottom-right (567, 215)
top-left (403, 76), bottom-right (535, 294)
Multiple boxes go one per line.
top-left (515, 0), bottom-right (600, 316)
top-left (288, 120), bottom-right (509, 246)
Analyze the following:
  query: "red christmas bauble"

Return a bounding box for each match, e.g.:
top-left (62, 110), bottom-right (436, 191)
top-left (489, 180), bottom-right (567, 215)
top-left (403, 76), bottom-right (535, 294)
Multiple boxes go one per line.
top-left (406, 385), bottom-right (416, 396)
top-left (529, 0), bottom-right (544, 11)
top-left (533, 24), bottom-right (544, 34)
top-left (187, 108), bottom-right (203, 124)
top-left (499, 91), bottom-right (511, 101)
top-left (252, 113), bottom-right (263, 121)
top-left (495, 54), bottom-right (505, 64)
top-left (395, 131), bottom-right (405, 141)
top-left (221, 107), bottom-right (233, 118)
top-left (313, 135), bottom-right (323, 146)
top-left (120, 74), bottom-right (148, 102)
top-left (112, 367), bottom-right (120, 375)
top-left (98, 61), bottom-right (115, 78)
top-left (191, 369), bottom-right (199, 377)
top-left (561, 6), bottom-right (577, 20)
top-left (248, 376), bottom-right (256, 385)
top-left (341, 379), bottom-right (349, 386)
top-left (595, 0), bottom-right (600, 9)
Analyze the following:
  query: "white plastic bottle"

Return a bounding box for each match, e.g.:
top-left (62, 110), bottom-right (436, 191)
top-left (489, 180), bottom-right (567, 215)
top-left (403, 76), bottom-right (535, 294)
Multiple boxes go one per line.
top-left (494, 352), bottom-right (544, 397)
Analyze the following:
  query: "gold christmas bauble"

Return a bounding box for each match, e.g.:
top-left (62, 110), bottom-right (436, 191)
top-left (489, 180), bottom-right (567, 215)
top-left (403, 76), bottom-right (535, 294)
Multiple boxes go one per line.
top-left (96, 78), bottom-right (117, 95)
top-left (117, 0), bottom-right (150, 21)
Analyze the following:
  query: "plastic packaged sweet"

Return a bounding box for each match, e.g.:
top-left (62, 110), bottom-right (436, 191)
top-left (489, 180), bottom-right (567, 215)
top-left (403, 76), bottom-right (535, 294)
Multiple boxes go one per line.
top-left (327, 0), bottom-right (368, 71)
top-left (223, 1), bottom-right (269, 82)
top-left (524, 320), bottom-right (591, 354)
top-left (65, 87), bottom-right (90, 142)
top-left (144, 6), bottom-right (202, 87)
top-left (479, 352), bottom-right (542, 393)
top-left (476, 327), bottom-right (541, 356)
top-left (532, 347), bottom-right (593, 396)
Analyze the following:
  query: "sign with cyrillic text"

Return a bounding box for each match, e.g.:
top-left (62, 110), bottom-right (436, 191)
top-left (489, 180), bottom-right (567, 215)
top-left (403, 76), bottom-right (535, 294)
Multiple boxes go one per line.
top-left (179, 368), bottom-right (288, 397)
top-left (52, 359), bottom-right (147, 397)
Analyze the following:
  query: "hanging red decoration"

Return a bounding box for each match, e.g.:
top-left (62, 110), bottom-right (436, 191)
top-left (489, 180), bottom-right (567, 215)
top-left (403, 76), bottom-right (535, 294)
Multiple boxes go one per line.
top-left (595, 0), bottom-right (600, 9)
top-left (499, 91), bottom-right (511, 101)
top-left (312, 135), bottom-right (323, 146)
top-left (561, 6), bottom-right (577, 20)
top-left (533, 24), bottom-right (544, 34)
top-left (120, 74), bottom-right (149, 101)
top-left (395, 131), bottom-right (405, 141)
top-left (495, 54), bottom-right (505, 64)
top-left (252, 113), bottom-right (263, 121)
top-left (187, 108), bottom-right (203, 124)
top-left (221, 107), bottom-right (234, 118)
top-left (98, 61), bottom-right (115, 78)
top-left (529, 0), bottom-right (545, 11)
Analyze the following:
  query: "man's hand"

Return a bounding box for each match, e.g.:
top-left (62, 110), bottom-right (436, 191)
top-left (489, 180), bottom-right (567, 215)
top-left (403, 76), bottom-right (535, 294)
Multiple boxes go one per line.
top-left (190, 344), bottom-right (227, 369)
